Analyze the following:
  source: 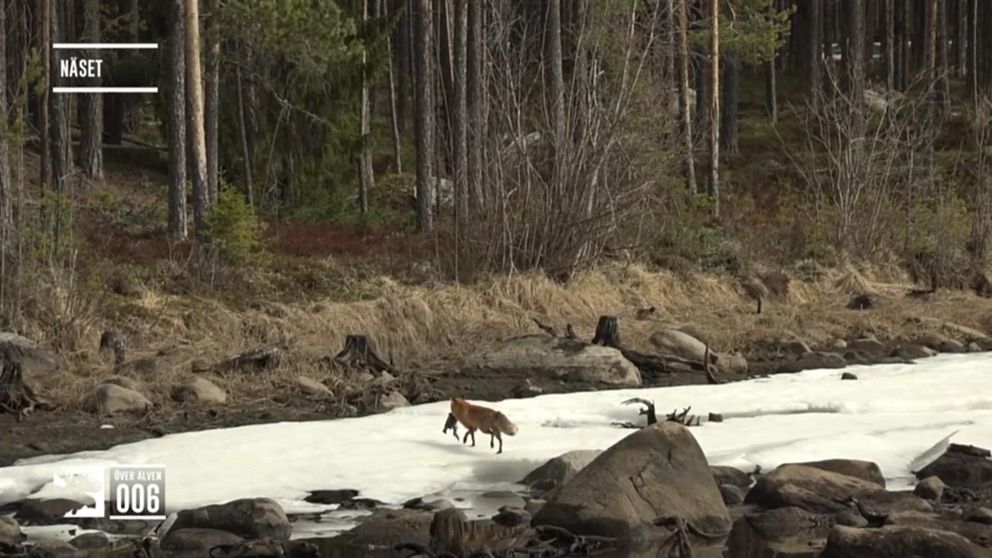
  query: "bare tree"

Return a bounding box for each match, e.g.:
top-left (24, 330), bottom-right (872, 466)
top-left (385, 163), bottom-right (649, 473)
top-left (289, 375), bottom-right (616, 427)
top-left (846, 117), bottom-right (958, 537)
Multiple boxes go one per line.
top-left (0, 0), bottom-right (12, 265)
top-left (452, 0), bottom-right (468, 221)
top-left (414, 0), bottom-right (434, 233)
top-left (466, 0), bottom-right (485, 210)
top-left (547, 0), bottom-right (566, 169)
top-left (205, 0), bottom-right (220, 204)
top-left (847, 0), bottom-right (866, 134)
top-left (359, 0), bottom-right (374, 214)
top-left (235, 52), bottom-right (253, 210)
top-left (885, 0), bottom-right (895, 91)
top-left (169, 0), bottom-right (188, 241)
top-left (185, 0), bottom-right (209, 239)
top-left (676, 0), bottom-right (696, 193)
top-left (50, 0), bottom-right (70, 253)
top-left (707, 0), bottom-right (720, 212)
top-left (383, 0), bottom-right (403, 174)
top-left (40, 0), bottom-right (51, 189)
top-left (80, 0), bottom-right (104, 181)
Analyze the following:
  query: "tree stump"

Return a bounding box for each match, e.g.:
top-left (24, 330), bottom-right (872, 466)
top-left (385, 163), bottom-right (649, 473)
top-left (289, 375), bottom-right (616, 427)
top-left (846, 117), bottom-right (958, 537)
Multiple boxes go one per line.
top-left (0, 360), bottom-right (54, 420)
top-left (591, 316), bottom-right (621, 348)
top-left (333, 335), bottom-right (398, 375)
top-left (99, 330), bottom-right (127, 365)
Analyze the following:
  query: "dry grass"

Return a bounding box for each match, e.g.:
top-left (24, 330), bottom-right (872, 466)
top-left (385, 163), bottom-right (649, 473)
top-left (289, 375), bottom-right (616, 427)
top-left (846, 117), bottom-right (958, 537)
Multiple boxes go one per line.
top-left (29, 262), bottom-right (992, 412)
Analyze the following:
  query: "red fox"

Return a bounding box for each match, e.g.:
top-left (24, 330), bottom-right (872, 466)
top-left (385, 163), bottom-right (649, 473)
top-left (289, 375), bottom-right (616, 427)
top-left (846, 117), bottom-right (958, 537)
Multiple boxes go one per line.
top-left (449, 397), bottom-right (518, 454)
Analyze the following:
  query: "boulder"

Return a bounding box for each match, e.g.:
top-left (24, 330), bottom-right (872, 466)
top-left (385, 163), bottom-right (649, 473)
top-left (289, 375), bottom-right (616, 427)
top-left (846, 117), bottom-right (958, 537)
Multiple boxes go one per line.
top-left (218, 346), bottom-right (283, 373)
top-left (966, 507), bottom-right (992, 525)
top-left (471, 336), bottom-right (641, 386)
top-left (915, 444), bottom-right (992, 488)
top-left (745, 506), bottom-right (830, 540)
top-left (345, 508), bottom-right (433, 548)
top-left (379, 391), bottom-right (410, 411)
top-left (710, 466), bottom-right (752, 489)
top-left (294, 376), bottom-right (331, 396)
top-left (785, 459), bottom-right (886, 488)
top-left (533, 422), bottom-right (730, 541)
top-left (493, 506), bottom-right (531, 528)
top-left (649, 329), bottom-right (708, 362)
top-left (842, 372), bottom-right (858, 380)
top-left (171, 377), bottom-right (227, 405)
top-left (884, 510), bottom-right (992, 546)
top-left (0, 332), bottom-right (59, 376)
top-left (169, 498), bottom-right (291, 541)
top-left (914, 476), bottom-right (947, 501)
top-left (778, 352), bottom-right (847, 373)
top-left (717, 352), bottom-right (748, 375)
top-left (847, 337), bottom-right (888, 358)
top-left (100, 375), bottom-right (144, 392)
top-left (520, 450), bottom-right (602, 493)
top-left (511, 379), bottom-right (543, 398)
top-left (856, 492), bottom-right (933, 522)
top-left (719, 484), bottom-right (745, 506)
top-left (0, 517), bottom-right (24, 542)
top-left (83, 383), bottom-right (152, 414)
top-left (403, 497), bottom-right (454, 512)
top-left (822, 525), bottom-right (989, 558)
top-left (14, 498), bottom-right (91, 524)
top-left (160, 528), bottom-right (244, 553)
top-left (745, 465), bottom-right (884, 513)
top-left (304, 489), bottom-right (359, 505)
top-left (915, 333), bottom-right (966, 354)
top-left (69, 532), bottom-right (110, 550)
top-left (894, 344), bottom-right (938, 360)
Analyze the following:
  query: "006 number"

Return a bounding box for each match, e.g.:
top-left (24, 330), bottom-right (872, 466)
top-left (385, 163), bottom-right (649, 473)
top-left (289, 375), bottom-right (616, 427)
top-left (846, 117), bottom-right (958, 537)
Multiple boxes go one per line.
top-left (115, 483), bottom-right (161, 514)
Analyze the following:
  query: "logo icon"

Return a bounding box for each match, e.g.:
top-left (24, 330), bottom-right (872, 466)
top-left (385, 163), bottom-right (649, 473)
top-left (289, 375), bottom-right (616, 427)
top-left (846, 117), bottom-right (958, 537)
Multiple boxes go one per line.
top-left (109, 465), bottom-right (167, 520)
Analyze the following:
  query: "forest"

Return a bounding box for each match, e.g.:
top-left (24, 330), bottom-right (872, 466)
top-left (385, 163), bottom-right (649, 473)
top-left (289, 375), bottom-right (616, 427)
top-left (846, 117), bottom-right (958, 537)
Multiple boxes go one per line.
top-left (0, 0), bottom-right (991, 333)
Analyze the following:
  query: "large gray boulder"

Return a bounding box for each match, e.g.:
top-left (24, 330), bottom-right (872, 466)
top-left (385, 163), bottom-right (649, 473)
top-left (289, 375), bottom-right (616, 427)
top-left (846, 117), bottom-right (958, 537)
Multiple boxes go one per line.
top-left (160, 528), bottom-right (244, 553)
top-left (471, 336), bottom-right (641, 386)
top-left (533, 422), bottom-right (729, 542)
top-left (83, 383), bottom-right (152, 414)
top-left (745, 464), bottom-right (884, 513)
top-left (0, 332), bottom-right (59, 376)
top-left (171, 377), bottom-right (227, 405)
top-left (520, 450), bottom-right (602, 493)
top-left (821, 525), bottom-right (989, 558)
top-left (649, 329), bottom-right (708, 362)
top-left (169, 498), bottom-right (291, 541)
top-left (783, 459), bottom-right (886, 488)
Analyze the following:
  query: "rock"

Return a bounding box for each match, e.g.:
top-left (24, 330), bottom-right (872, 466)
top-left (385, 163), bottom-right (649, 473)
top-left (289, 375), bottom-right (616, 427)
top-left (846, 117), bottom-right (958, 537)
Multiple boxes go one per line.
top-left (778, 352), bottom-right (846, 373)
top-left (719, 484), bottom-right (745, 506)
top-left (403, 497), bottom-right (454, 512)
top-left (0, 516), bottom-right (24, 541)
top-left (170, 498), bottom-right (291, 541)
top-left (708, 413), bottom-right (724, 422)
top-left (649, 329), bottom-right (709, 362)
top-left (533, 422), bottom-right (730, 541)
top-left (745, 507), bottom-right (829, 540)
top-left (29, 538), bottom-right (80, 556)
top-left (830, 339), bottom-right (849, 351)
top-left (160, 528), bottom-right (244, 553)
top-left (967, 341), bottom-right (983, 353)
top-left (856, 492), bottom-right (932, 522)
top-left (294, 376), bottom-right (331, 396)
top-left (338, 497), bottom-right (382, 510)
top-left (835, 509), bottom-right (870, 527)
top-left (100, 375), bottom-right (144, 391)
top-left (429, 508), bottom-right (525, 556)
top-left (784, 459), bottom-right (886, 488)
top-left (345, 508), bottom-right (433, 548)
top-left (0, 332), bottom-right (59, 376)
top-left (915, 333), bottom-right (966, 353)
top-left (711, 466), bottom-right (752, 489)
top-left (511, 379), bottom-right (543, 398)
top-left (884, 510), bottom-right (992, 547)
top-left (523, 499), bottom-right (545, 517)
top-left (69, 532), bottom-right (110, 550)
top-left (379, 390), bottom-right (410, 410)
top-left (493, 506), bottom-right (531, 528)
top-left (965, 507), bottom-right (992, 525)
top-left (171, 377), bottom-right (227, 405)
top-left (847, 337), bottom-right (888, 358)
top-left (190, 358), bottom-right (212, 373)
top-left (847, 294), bottom-right (879, 310)
top-left (915, 444), bottom-right (992, 488)
top-left (938, 339), bottom-right (967, 353)
top-left (218, 346), bottom-right (283, 373)
top-left (842, 372), bottom-right (858, 380)
top-left (717, 352), bottom-right (748, 375)
top-left (304, 489), bottom-right (359, 505)
top-left (14, 498), bottom-right (91, 524)
top-left (521, 450), bottom-right (602, 493)
top-left (914, 476), bottom-right (947, 501)
top-left (894, 343), bottom-right (938, 360)
top-left (83, 383), bottom-right (152, 414)
top-left (745, 465), bottom-right (884, 513)
top-left (471, 335), bottom-right (641, 387)
top-left (822, 524), bottom-right (989, 558)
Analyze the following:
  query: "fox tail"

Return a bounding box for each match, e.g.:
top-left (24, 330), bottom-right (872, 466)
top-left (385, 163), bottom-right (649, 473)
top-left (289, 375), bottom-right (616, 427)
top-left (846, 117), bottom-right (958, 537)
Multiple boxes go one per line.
top-left (495, 412), bottom-right (518, 436)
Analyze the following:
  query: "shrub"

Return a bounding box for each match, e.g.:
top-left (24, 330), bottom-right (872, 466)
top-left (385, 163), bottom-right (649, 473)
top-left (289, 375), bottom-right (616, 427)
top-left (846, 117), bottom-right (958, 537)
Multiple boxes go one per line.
top-left (204, 187), bottom-right (269, 265)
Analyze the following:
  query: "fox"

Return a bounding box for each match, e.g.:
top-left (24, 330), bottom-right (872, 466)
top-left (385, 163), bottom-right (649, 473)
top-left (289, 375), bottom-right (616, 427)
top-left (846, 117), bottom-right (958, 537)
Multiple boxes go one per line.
top-left (449, 397), bottom-right (518, 454)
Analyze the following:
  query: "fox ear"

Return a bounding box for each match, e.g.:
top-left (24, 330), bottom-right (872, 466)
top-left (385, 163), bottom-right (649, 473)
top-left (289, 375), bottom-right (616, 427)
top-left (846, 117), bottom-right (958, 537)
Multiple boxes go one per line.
top-left (450, 396), bottom-right (457, 402)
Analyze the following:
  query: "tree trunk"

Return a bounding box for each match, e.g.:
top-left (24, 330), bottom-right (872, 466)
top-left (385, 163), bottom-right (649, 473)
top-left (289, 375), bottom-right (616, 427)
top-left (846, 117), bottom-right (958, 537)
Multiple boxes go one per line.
top-left (359, 0), bottom-right (374, 215)
top-left (184, 0), bottom-right (209, 240)
top-left (804, 0), bottom-right (823, 107)
top-left (885, 0), bottom-right (895, 90)
top-left (957, 0), bottom-right (967, 75)
top-left (40, 0), bottom-right (51, 189)
top-left (967, 0), bottom-right (977, 103)
top-left (235, 61), bottom-right (253, 210)
top-left (414, 0), bottom-right (434, 233)
top-left (50, 0), bottom-right (70, 255)
top-left (847, 0), bottom-right (866, 135)
top-left (721, 55), bottom-right (739, 155)
top-left (168, 0), bottom-right (188, 241)
top-left (707, 0), bottom-right (720, 213)
top-left (765, 57), bottom-right (777, 123)
top-left (382, 0), bottom-right (403, 175)
top-left (452, 0), bottom-right (468, 223)
top-left (466, 0), bottom-right (485, 210)
top-left (80, 0), bottom-right (103, 181)
top-left (0, 0), bottom-right (11, 273)
top-left (591, 316), bottom-right (621, 348)
top-left (936, 0), bottom-right (949, 112)
top-left (676, 0), bottom-right (697, 193)
top-left (547, 0), bottom-right (566, 178)
top-left (205, 0), bottom-right (220, 205)
top-left (395, 0), bottom-right (410, 135)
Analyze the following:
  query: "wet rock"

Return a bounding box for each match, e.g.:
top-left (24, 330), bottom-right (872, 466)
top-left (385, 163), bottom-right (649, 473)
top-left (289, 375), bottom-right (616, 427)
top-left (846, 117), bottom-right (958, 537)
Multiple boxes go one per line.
top-left (847, 294), bottom-right (879, 310)
top-left (0, 516), bottom-right (24, 541)
top-left (649, 329), bottom-right (709, 362)
top-left (533, 422), bottom-right (730, 541)
top-left (160, 527), bottom-right (244, 553)
top-left (0, 332), bottom-right (60, 377)
top-left (83, 383), bottom-right (152, 414)
top-left (493, 506), bottom-right (530, 528)
top-left (884, 511), bottom-right (992, 547)
top-left (822, 524), bottom-right (988, 558)
top-left (69, 532), bottom-right (110, 550)
top-left (894, 343), bottom-right (938, 360)
top-left (834, 509), bottom-right (869, 527)
top-left (745, 465), bottom-right (884, 513)
top-left (304, 489), bottom-right (359, 505)
top-left (778, 352), bottom-right (846, 373)
top-left (14, 498), bottom-right (91, 524)
top-left (379, 390), bottom-right (410, 410)
top-left (521, 450), bottom-right (602, 493)
top-left (470, 336), bottom-right (641, 386)
top-left (171, 377), bottom-right (227, 405)
top-left (218, 346), bottom-right (283, 373)
top-left (966, 507), bottom-right (992, 525)
top-left (842, 372), bottom-right (858, 380)
top-left (720, 484), bottom-right (745, 506)
top-left (403, 497), bottom-right (454, 512)
top-left (745, 506), bottom-right (829, 540)
top-left (711, 466), bottom-right (752, 489)
top-left (915, 444), bottom-right (992, 488)
top-left (856, 491), bottom-right (932, 522)
top-left (294, 376), bottom-right (331, 396)
top-left (915, 476), bottom-right (947, 501)
top-left (345, 508), bottom-right (433, 548)
top-left (524, 499), bottom-right (545, 516)
top-left (786, 459), bottom-right (886, 488)
top-left (847, 337), bottom-right (888, 358)
top-left (170, 498), bottom-right (291, 541)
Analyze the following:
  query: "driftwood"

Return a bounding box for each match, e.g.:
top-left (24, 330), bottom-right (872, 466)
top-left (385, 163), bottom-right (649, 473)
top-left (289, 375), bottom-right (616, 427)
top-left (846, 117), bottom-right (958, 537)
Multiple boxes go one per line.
top-left (666, 406), bottom-right (701, 426)
top-left (331, 335), bottom-right (399, 375)
top-left (622, 397), bottom-right (658, 425)
top-left (0, 360), bottom-right (54, 420)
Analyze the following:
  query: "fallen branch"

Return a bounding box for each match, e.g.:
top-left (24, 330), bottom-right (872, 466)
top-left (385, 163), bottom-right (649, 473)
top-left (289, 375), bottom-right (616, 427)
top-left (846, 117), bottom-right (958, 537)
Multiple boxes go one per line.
top-left (666, 406), bottom-right (700, 426)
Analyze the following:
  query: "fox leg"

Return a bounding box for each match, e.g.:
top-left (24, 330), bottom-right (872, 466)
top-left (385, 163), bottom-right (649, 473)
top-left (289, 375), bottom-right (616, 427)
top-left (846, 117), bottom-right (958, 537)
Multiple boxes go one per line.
top-left (489, 433), bottom-right (495, 449)
top-left (462, 429), bottom-right (471, 445)
top-left (495, 432), bottom-right (503, 454)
